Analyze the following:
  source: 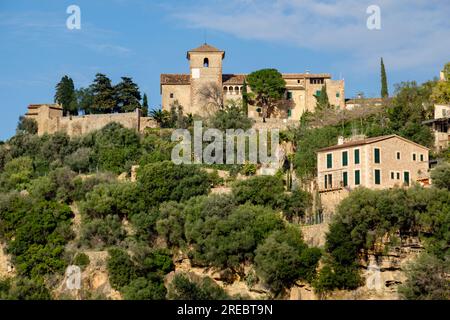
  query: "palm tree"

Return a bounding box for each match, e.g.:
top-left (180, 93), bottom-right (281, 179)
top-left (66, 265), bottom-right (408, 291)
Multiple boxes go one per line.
top-left (150, 109), bottom-right (165, 124)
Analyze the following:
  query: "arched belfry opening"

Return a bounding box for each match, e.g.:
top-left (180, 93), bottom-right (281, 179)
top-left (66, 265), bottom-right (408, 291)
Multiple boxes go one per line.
top-left (203, 57), bottom-right (209, 68)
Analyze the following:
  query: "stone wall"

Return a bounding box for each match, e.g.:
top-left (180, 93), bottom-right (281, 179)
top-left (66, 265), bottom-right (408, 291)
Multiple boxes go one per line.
top-left (26, 105), bottom-right (158, 137)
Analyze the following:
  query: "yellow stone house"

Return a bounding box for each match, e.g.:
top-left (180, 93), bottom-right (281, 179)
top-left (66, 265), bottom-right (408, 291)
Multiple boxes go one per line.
top-left (317, 134), bottom-right (430, 191)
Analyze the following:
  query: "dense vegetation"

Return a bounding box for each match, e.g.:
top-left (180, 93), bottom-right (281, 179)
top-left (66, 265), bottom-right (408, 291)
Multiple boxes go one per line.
top-left (1, 64), bottom-right (449, 300)
top-left (314, 186), bottom-right (450, 299)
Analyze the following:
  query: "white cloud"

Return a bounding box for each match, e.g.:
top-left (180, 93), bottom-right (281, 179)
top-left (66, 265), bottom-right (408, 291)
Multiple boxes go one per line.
top-left (169, 0), bottom-right (450, 72)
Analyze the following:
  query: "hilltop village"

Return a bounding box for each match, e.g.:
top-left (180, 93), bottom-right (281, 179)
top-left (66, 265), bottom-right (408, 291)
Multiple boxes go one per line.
top-left (0, 44), bottom-right (449, 300)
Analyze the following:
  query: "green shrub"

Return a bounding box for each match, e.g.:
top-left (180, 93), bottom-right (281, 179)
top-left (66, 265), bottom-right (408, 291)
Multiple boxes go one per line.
top-left (73, 252), bottom-right (90, 269)
top-left (137, 161), bottom-right (210, 206)
top-left (80, 216), bottom-right (125, 249)
top-left (167, 273), bottom-right (229, 300)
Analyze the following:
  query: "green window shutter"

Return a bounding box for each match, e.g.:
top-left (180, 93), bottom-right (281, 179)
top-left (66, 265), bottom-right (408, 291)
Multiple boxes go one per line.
top-left (355, 170), bottom-right (360, 185)
top-left (342, 151), bottom-right (348, 166)
top-left (374, 148), bottom-right (380, 164)
top-left (287, 109), bottom-right (292, 117)
top-left (316, 90), bottom-right (321, 96)
top-left (327, 154), bottom-right (333, 169)
top-left (354, 149), bottom-right (360, 164)
top-left (343, 172), bottom-right (348, 187)
top-left (374, 169), bottom-right (381, 185)
top-left (336, 92), bottom-right (340, 98)
top-left (404, 171), bottom-right (410, 186)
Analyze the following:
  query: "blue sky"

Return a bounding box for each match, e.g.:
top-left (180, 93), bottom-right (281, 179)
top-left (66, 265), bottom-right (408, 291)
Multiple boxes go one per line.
top-left (1, 0), bottom-right (449, 140)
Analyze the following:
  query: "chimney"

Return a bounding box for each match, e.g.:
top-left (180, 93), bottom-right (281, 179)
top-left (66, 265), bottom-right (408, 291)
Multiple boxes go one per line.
top-left (338, 136), bottom-right (345, 145)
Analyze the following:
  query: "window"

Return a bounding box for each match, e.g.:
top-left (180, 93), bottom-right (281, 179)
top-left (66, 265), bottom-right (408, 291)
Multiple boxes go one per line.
top-left (374, 169), bottom-right (381, 185)
top-left (342, 151), bottom-right (348, 166)
top-left (287, 109), bottom-right (292, 118)
top-left (355, 170), bottom-right (361, 185)
top-left (287, 92), bottom-right (293, 100)
top-left (297, 79), bottom-right (301, 84)
top-left (404, 171), bottom-right (410, 186)
top-left (326, 153), bottom-right (333, 169)
top-left (391, 172), bottom-right (395, 180)
top-left (325, 174), bottom-right (333, 189)
top-left (170, 93), bottom-right (174, 98)
top-left (420, 154), bottom-right (424, 161)
top-left (354, 149), bottom-right (360, 164)
top-left (374, 148), bottom-right (380, 164)
top-left (396, 152), bottom-right (401, 160)
top-left (336, 92), bottom-right (340, 98)
top-left (343, 172), bottom-right (348, 187)
top-left (203, 58), bottom-right (209, 67)
top-left (396, 172), bottom-right (400, 180)
top-left (412, 153), bottom-right (417, 161)
top-left (316, 90), bottom-right (321, 96)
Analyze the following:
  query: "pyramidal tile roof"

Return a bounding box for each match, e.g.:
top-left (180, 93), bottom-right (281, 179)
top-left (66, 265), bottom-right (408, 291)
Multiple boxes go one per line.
top-left (187, 43), bottom-right (225, 59)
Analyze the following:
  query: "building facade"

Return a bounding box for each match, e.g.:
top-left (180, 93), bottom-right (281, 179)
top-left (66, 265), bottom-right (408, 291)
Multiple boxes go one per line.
top-left (423, 104), bottom-right (450, 151)
top-left (317, 135), bottom-right (429, 192)
top-left (160, 44), bottom-right (345, 120)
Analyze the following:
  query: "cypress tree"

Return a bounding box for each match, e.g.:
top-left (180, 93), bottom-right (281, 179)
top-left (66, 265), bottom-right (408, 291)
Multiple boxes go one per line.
top-left (242, 79), bottom-right (248, 116)
top-left (142, 93), bottom-right (149, 117)
top-left (381, 58), bottom-right (389, 98)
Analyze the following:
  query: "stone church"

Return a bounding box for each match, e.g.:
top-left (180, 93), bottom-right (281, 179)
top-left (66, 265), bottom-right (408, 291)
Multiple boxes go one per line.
top-left (160, 44), bottom-right (345, 120)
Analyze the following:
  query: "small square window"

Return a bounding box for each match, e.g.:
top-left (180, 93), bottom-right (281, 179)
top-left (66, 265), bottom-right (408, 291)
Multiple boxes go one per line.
top-left (412, 153), bottom-right (417, 161)
top-left (396, 152), bottom-right (401, 160)
top-left (396, 172), bottom-right (400, 180)
top-left (420, 154), bottom-right (424, 161)
top-left (170, 93), bottom-right (174, 98)
top-left (391, 172), bottom-right (395, 179)
top-left (336, 92), bottom-right (340, 98)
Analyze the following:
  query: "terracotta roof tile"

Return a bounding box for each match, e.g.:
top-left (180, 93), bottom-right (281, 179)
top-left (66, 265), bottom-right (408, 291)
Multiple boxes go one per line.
top-left (187, 43), bottom-right (225, 59)
top-left (317, 134), bottom-right (429, 152)
top-left (160, 74), bottom-right (190, 85)
top-left (222, 74), bottom-right (246, 85)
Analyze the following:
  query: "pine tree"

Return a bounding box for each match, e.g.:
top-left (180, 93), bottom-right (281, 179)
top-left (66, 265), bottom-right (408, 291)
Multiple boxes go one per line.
top-left (381, 58), bottom-right (389, 98)
top-left (90, 73), bottom-right (117, 114)
top-left (54, 75), bottom-right (78, 116)
top-left (142, 93), bottom-right (149, 117)
top-left (115, 77), bottom-right (142, 113)
top-left (314, 84), bottom-right (330, 111)
top-left (242, 79), bottom-right (248, 116)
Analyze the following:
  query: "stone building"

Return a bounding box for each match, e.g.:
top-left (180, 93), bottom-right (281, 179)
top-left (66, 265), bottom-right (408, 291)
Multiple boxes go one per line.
top-left (423, 104), bottom-right (450, 151)
top-left (160, 43), bottom-right (345, 120)
top-left (317, 134), bottom-right (429, 192)
top-left (25, 104), bottom-right (157, 137)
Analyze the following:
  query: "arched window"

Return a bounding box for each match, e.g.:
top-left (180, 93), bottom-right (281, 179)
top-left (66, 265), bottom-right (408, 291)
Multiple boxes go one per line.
top-left (223, 86), bottom-right (228, 94)
top-left (203, 58), bottom-right (209, 67)
top-left (229, 86), bottom-right (234, 92)
top-left (235, 86), bottom-right (239, 94)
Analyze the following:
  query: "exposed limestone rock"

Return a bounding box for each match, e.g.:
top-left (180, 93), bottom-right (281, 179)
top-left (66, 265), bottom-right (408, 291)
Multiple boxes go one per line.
top-left (54, 251), bottom-right (122, 300)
